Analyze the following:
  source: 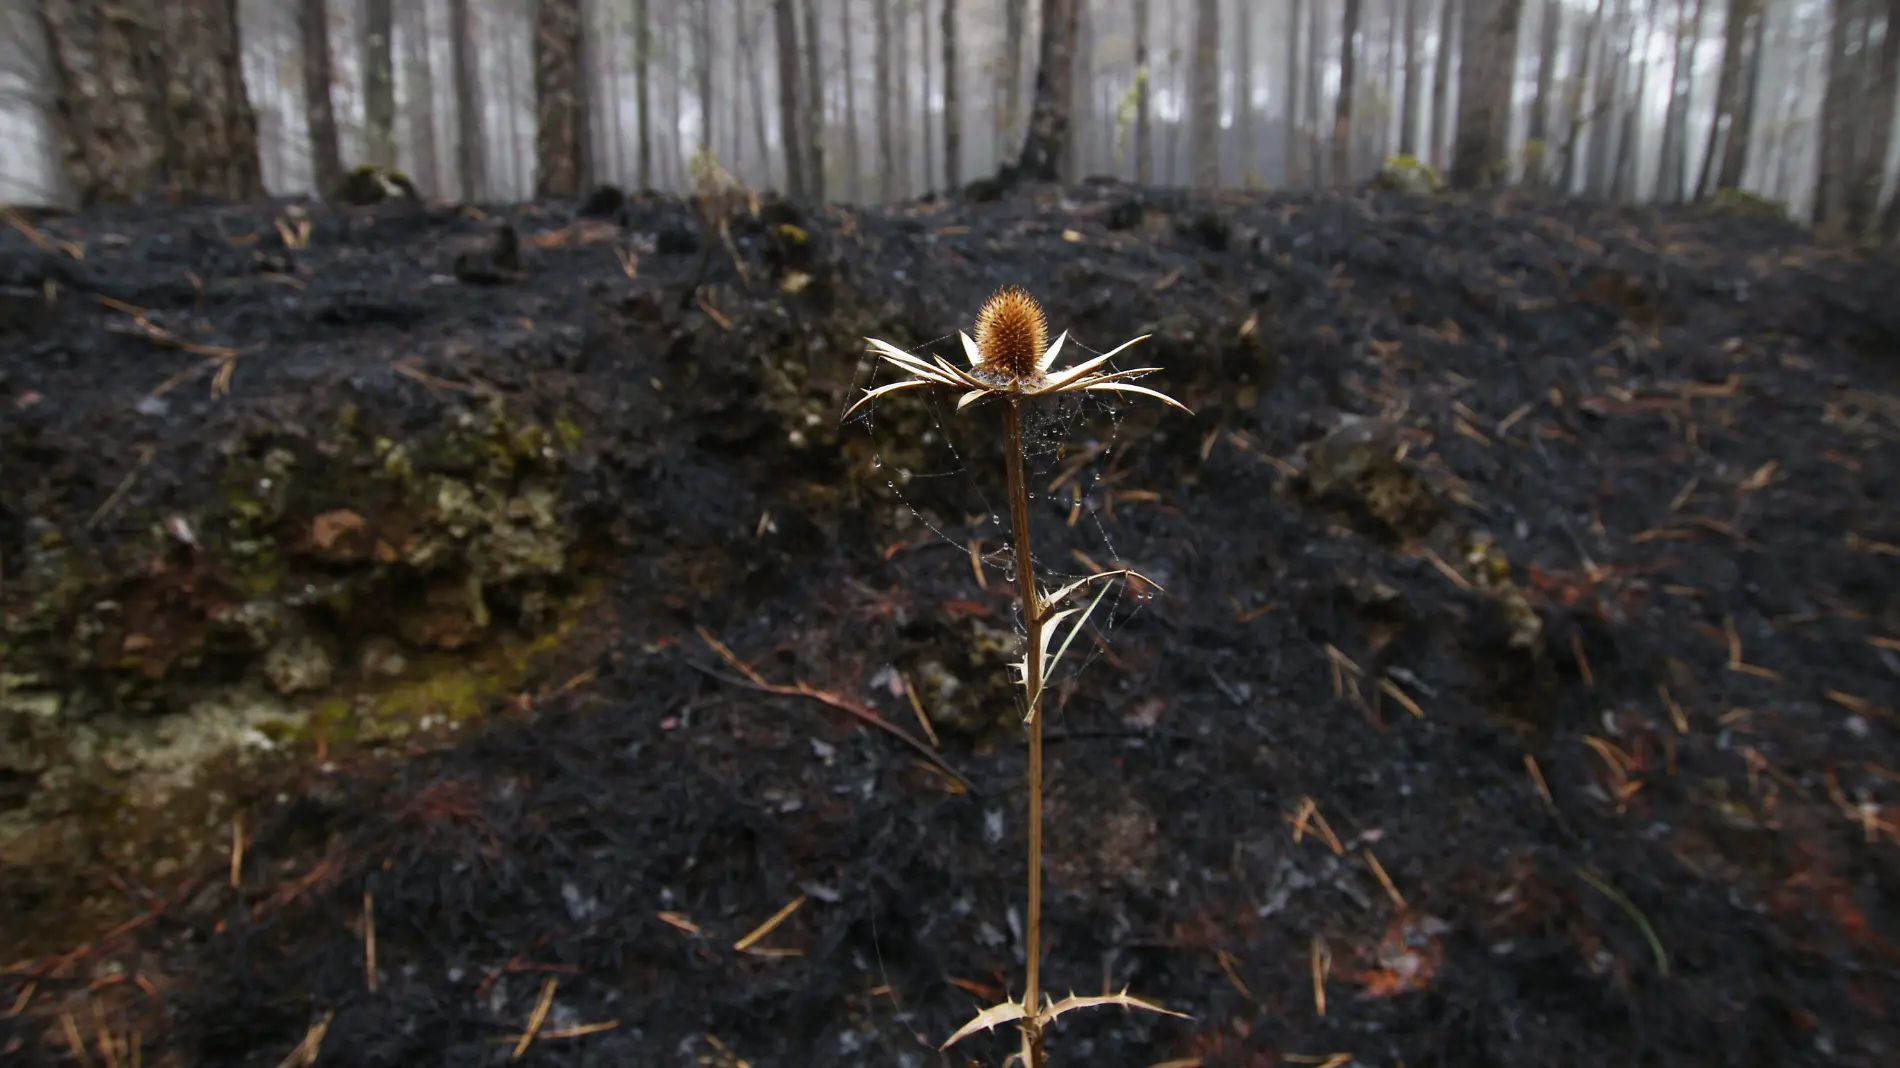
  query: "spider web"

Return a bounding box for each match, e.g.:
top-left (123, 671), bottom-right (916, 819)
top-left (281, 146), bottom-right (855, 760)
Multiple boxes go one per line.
top-left (846, 332), bottom-right (1163, 718)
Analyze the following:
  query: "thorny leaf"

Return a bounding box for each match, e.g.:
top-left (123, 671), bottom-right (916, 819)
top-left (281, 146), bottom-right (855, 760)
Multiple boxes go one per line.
top-left (941, 989), bottom-right (1189, 1051)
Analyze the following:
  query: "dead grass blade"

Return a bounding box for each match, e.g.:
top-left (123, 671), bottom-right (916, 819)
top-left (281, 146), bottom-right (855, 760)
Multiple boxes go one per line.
top-left (732, 895), bottom-right (807, 954)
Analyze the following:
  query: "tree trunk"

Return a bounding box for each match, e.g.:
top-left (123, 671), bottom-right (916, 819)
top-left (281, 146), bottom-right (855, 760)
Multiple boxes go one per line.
top-left (698, 0), bottom-right (716, 157)
top-left (363, 0), bottom-right (396, 168)
top-left (801, 0), bottom-right (826, 198)
top-left (1814, 0), bottom-right (1860, 231)
top-left (774, 0), bottom-right (807, 196)
top-left (1236, 0), bottom-right (1256, 182)
top-left (943, 0), bottom-right (962, 187)
top-left (1526, 0), bottom-right (1559, 185)
top-left (1449, 0), bottom-right (1520, 188)
top-left (1557, 0), bottom-right (1603, 191)
top-left (1067, 0), bottom-right (1091, 179)
top-left (1400, 0), bottom-right (1420, 155)
top-left (1191, 0), bottom-right (1220, 186)
top-left (1430, 0), bottom-right (1456, 168)
top-left (1654, 0), bottom-right (1702, 202)
top-left (534, 0), bottom-right (586, 196)
top-left (635, 0), bottom-right (653, 189)
top-left (1847, 0), bottom-right (1900, 232)
top-left (874, 0), bottom-right (895, 198)
top-left (731, 0), bottom-right (746, 168)
top-left (1134, 0), bottom-right (1152, 182)
top-left (300, 0), bottom-right (343, 193)
top-left (1286, 0), bottom-right (1304, 183)
top-left (1017, 0), bottom-right (1081, 180)
top-left (1586, 0), bottom-right (1624, 195)
top-left (839, 0), bottom-right (861, 196)
top-left (1695, 0), bottom-right (1755, 197)
top-left (401, 0), bottom-right (439, 195)
top-left (923, 0), bottom-right (937, 186)
top-left (897, 0), bottom-right (913, 189)
top-left (449, 0), bottom-right (486, 199)
top-left (1307, 0), bottom-right (1327, 184)
top-left (1610, 0), bottom-right (1649, 202)
top-left (1723, 0), bottom-right (1764, 191)
top-left (1333, 0), bottom-right (1360, 185)
top-left (39, 0), bottom-right (262, 205)
top-left (1003, 0), bottom-right (1027, 157)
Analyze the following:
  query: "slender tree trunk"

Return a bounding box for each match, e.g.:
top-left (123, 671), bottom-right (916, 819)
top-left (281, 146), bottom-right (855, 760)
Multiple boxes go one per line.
top-left (897, 0), bottom-right (914, 189)
top-left (1430, 0), bottom-right (1456, 168)
top-left (301, 0), bottom-right (343, 192)
top-left (1587, 0), bottom-right (1624, 195)
top-left (1068, 0), bottom-right (1091, 179)
top-left (1017, 0), bottom-right (1081, 179)
top-left (741, 0), bottom-right (772, 186)
top-left (1723, 0), bottom-right (1765, 191)
top-left (1526, 0), bottom-right (1559, 185)
top-left (874, 0), bottom-right (895, 197)
top-left (923, 0), bottom-right (937, 186)
top-left (39, 0), bottom-right (263, 204)
top-left (1400, 0), bottom-right (1421, 155)
top-left (401, 0), bottom-right (439, 194)
top-left (1136, 0), bottom-right (1153, 182)
top-left (1449, 0), bottom-right (1519, 187)
top-left (943, 0), bottom-right (962, 186)
top-left (840, 0), bottom-right (861, 196)
top-left (801, 0), bottom-right (826, 198)
top-left (1003, 0), bottom-right (1027, 156)
top-left (1287, 0), bottom-right (1305, 183)
top-left (1814, 0), bottom-right (1862, 231)
top-left (535, 0), bottom-right (587, 197)
top-left (363, 0), bottom-right (396, 168)
top-left (449, 0), bottom-right (486, 199)
top-left (1558, 0), bottom-right (1603, 191)
top-left (1696, 0), bottom-right (1755, 197)
top-left (731, 0), bottom-right (745, 168)
top-left (1655, 0), bottom-right (1702, 202)
top-left (1192, 0), bottom-right (1220, 185)
top-left (1847, 0), bottom-right (1900, 232)
top-left (634, 0), bottom-right (652, 188)
top-left (696, 0), bottom-right (714, 157)
top-left (1308, 0), bottom-right (1328, 185)
top-left (1236, 0), bottom-right (1255, 182)
top-left (773, 0), bottom-right (807, 195)
top-left (1610, 0), bottom-right (1649, 202)
top-left (1333, 0), bottom-right (1361, 185)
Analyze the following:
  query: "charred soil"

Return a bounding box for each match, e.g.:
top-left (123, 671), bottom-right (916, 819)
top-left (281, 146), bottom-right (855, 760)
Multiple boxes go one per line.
top-left (2, 182), bottom-right (1899, 1067)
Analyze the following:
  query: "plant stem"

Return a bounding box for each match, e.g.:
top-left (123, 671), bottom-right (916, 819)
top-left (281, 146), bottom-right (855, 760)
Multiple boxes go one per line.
top-left (1002, 397), bottom-right (1046, 1068)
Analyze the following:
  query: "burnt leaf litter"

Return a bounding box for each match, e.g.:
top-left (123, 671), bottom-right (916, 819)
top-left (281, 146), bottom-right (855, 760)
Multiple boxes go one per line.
top-left (1, 178), bottom-right (1898, 1067)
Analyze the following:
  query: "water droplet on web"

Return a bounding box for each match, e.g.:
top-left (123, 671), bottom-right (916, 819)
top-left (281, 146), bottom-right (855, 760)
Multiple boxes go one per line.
top-left (872, 458), bottom-right (882, 468)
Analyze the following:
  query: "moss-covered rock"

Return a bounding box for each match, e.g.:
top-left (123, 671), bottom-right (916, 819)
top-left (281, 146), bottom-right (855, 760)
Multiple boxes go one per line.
top-left (1375, 155), bottom-right (1445, 196)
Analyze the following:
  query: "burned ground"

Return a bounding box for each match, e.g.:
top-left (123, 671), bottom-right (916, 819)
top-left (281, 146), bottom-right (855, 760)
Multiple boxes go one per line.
top-left (1, 182), bottom-right (1898, 1067)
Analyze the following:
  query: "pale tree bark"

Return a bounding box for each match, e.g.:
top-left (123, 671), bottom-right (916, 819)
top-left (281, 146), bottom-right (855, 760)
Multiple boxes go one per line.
top-left (874, 0), bottom-right (895, 198)
top-left (943, 0), bottom-right (962, 186)
top-left (1695, 0), bottom-right (1757, 197)
top-left (1191, 0), bottom-right (1220, 186)
top-left (839, 0), bottom-right (861, 196)
top-left (450, 0), bottom-right (486, 199)
top-left (39, 0), bottom-right (262, 204)
top-left (635, 0), bottom-right (653, 189)
top-left (1847, 0), bottom-right (1899, 232)
top-left (1003, 0), bottom-right (1027, 156)
top-left (301, 0), bottom-right (343, 192)
top-left (535, 0), bottom-right (586, 196)
top-left (1135, 0), bottom-right (1153, 182)
top-left (801, 0), bottom-right (826, 198)
top-left (1526, 0), bottom-right (1559, 185)
top-left (1017, 0), bottom-right (1080, 179)
top-left (1287, 0), bottom-right (1305, 183)
top-left (1557, 0), bottom-right (1604, 191)
top-left (1814, 0), bottom-right (1860, 232)
top-left (731, 0), bottom-right (745, 166)
top-left (1449, 0), bottom-right (1519, 187)
top-left (896, 0), bottom-right (913, 188)
top-left (364, 0), bottom-right (395, 168)
top-left (401, 0), bottom-right (439, 194)
top-left (1430, 0), bottom-right (1456, 168)
top-left (1401, 0), bottom-right (1420, 155)
top-left (1236, 0), bottom-right (1255, 182)
top-left (1333, 0), bottom-right (1361, 185)
top-left (1066, 0), bottom-right (1089, 179)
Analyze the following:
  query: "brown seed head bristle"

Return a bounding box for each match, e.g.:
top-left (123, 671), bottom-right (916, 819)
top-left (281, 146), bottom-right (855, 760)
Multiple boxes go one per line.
top-left (973, 286), bottom-right (1048, 380)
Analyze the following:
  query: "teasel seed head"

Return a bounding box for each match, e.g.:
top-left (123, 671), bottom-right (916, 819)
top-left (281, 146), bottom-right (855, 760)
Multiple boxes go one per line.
top-left (973, 286), bottom-right (1049, 382)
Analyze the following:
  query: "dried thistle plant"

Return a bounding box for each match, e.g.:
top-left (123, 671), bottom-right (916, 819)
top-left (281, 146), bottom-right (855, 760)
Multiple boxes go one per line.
top-left (847, 287), bottom-right (1191, 1066)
